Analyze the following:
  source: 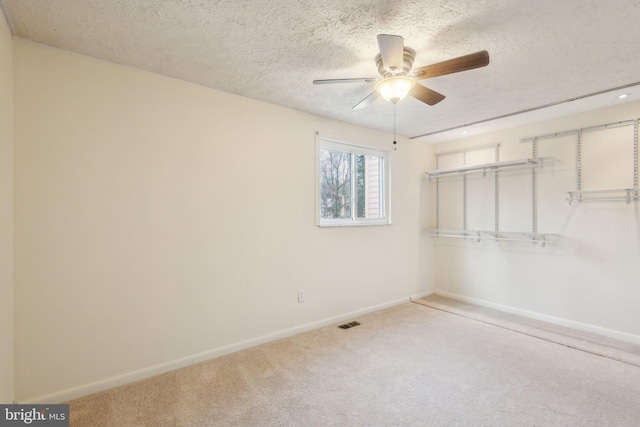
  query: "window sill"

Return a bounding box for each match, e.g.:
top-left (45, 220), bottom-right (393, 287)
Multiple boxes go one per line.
top-left (317, 220), bottom-right (392, 227)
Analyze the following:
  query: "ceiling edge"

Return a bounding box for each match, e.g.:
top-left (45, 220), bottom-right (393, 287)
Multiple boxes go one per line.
top-left (0, 1), bottom-right (16, 36)
top-left (410, 81), bottom-right (640, 140)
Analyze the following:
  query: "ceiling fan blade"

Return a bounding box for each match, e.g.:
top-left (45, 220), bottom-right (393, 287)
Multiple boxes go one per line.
top-left (410, 84), bottom-right (446, 106)
top-left (377, 34), bottom-right (404, 73)
top-left (352, 91), bottom-right (380, 110)
top-left (412, 50), bottom-right (490, 80)
top-left (313, 78), bottom-right (377, 85)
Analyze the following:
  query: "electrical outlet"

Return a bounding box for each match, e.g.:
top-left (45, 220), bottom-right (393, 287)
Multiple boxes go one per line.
top-left (298, 289), bottom-right (305, 303)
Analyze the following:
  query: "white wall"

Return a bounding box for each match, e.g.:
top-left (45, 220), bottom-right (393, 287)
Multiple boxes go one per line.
top-left (13, 39), bottom-right (433, 403)
top-left (0, 10), bottom-right (14, 404)
top-left (431, 101), bottom-right (640, 342)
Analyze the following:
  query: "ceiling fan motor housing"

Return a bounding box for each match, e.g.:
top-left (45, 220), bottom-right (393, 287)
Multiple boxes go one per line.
top-left (376, 48), bottom-right (416, 77)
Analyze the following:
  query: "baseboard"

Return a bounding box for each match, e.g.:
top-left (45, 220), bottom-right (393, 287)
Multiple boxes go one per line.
top-left (410, 290), bottom-right (434, 301)
top-left (434, 290), bottom-right (640, 345)
top-left (20, 295), bottom-right (414, 404)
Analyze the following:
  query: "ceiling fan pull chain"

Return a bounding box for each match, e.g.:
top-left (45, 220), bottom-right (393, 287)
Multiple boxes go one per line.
top-left (393, 104), bottom-right (397, 150)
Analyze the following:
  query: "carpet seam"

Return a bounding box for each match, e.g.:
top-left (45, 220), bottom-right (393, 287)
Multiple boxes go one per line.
top-left (411, 300), bottom-right (640, 369)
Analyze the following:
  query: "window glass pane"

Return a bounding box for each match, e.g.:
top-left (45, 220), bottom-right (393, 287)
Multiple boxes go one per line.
top-left (319, 148), bottom-right (352, 219)
top-left (356, 155), bottom-right (384, 219)
top-left (317, 137), bottom-right (389, 226)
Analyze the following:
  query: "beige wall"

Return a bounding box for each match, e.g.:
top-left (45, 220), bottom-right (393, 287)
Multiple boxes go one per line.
top-left (13, 39), bottom-right (433, 402)
top-left (431, 101), bottom-right (640, 342)
top-left (0, 11), bottom-right (14, 404)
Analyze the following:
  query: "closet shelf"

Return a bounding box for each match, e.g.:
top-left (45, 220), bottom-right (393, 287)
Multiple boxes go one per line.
top-left (427, 229), bottom-right (557, 247)
top-left (425, 157), bottom-right (555, 179)
top-left (566, 188), bottom-right (640, 204)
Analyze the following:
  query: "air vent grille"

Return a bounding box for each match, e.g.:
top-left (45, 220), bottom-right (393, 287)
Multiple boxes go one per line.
top-left (338, 321), bottom-right (361, 329)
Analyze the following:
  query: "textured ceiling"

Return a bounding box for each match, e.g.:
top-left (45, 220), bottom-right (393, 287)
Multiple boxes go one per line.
top-left (2, 0), bottom-right (640, 141)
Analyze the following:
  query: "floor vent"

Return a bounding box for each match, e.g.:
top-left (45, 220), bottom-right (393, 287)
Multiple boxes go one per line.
top-left (338, 321), bottom-right (361, 329)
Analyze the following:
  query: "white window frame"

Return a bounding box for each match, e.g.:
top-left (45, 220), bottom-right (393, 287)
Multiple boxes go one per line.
top-left (316, 135), bottom-right (391, 227)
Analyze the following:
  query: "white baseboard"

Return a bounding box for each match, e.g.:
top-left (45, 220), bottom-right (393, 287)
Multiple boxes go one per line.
top-left (434, 290), bottom-right (640, 345)
top-left (21, 295), bottom-right (415, 404)
top-left (410, 290), bottom-right (434, 301)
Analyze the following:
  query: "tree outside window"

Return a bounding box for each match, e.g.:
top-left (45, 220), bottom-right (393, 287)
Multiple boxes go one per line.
top-left (317, 138), bottom-right (389, 226)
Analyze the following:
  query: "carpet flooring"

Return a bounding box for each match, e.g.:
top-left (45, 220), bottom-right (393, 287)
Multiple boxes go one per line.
top-left (413, 294), bottom-right (640, 367)
top-left (68, 299), bottom-right (640, 426)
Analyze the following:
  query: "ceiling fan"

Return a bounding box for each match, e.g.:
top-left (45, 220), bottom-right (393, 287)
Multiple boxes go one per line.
top-left (313, 34), bottom-right (490, 110)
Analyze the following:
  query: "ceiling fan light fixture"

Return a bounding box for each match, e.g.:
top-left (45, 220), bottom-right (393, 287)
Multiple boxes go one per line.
top-left (375, 76), bottom-right (416, 104)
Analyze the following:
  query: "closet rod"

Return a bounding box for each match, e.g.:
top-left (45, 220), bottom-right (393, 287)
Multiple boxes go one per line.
top-left (520, 119), bottom-right (638, 143)
top-left (428, 229), bottom-right (553, 246)
top-left (430, 233), bottom-right (550, 246)
top-left (569, 196), bottom-right (639, 203)
top-left (425, 158), bottom-right (546, 179)
top-left (566, 188), bottom-right (640, 204)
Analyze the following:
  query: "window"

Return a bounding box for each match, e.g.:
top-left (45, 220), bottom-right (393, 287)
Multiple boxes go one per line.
top-left (317, 136), bottom-right (390, 226)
